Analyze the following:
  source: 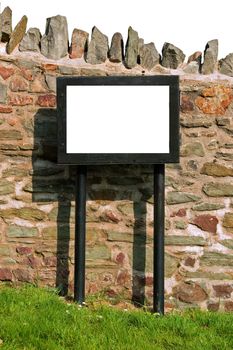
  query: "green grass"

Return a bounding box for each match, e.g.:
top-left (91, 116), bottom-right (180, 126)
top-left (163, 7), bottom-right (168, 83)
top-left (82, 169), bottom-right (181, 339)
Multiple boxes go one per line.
top-left (0, 285), bottom-right (233, 350)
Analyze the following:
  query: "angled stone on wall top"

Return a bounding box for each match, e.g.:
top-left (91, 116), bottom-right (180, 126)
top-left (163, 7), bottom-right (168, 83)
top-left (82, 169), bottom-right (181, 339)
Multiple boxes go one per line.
top-left (109, 32), bottom-right (124, 63)
top-left (202, 39), bottom-right (218, 75)
top-left (6, 15), bottom-right (27, 54)
top-left (19, 28), bottom-right (41, 52)
top-left (139, 42), bottom-right (160, 71)
top-left (219, 53), bottom-right (233, 77)
top-left (1, 6), bottom-right (12, 42)
top-left (86, 26), bottom-right (109, 64)
top-left (69, 29), bottom-right (89, 59)
top-left (161, 42), bottom-right (185, 69)
top-left (125, 26), bottom-right (139, 69)
top-left (41, 15), bottom-right (69, 60)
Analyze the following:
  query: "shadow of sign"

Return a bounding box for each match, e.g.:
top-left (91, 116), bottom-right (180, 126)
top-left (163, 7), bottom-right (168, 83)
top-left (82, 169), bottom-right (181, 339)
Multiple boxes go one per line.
top-left (32, 107), bottom-right (153, 304)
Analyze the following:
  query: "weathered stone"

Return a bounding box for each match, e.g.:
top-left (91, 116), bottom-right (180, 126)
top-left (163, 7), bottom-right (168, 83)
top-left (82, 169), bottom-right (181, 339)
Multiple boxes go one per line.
top-left (180, 95), bottom-right (194, 112)
top-left (201, 251), bottom-right (233, 266)
top-left (164, 253), bottom-right (178, 277)
top-left (185, 270), bottom-right (231, 280)
top-left (6, 15), bottom-right (28, 54)
top-left (16, 246), bottom-right (33, 255)
top-left (13, 269), bottom-right (32, 282)
top-left (45, 74), bottom-right (56, 92)
top-left (192, 202), bottom-right (224, 211)
top-left (174, 220), bottom-right (187, 230)
top-left (86, 26), bottom-right (108, 64)
top-left (41, 15), bottom-right (69, 60)
top-left (0, 268), bottom-right (12, 281)
top-left (195, 86), bottom-right (233, 115)
top-left (42, 225), bottom-right (74, 240)
top-left (86, 244), bottom-right (111, 260)
top-left (139, 42), bottom-right (160, 70)
top-left (207, 302), bottom-right (219, 312)
top-left (0, 105), bottom-right (12, 113)
top-left (165, 235), bottom-right (207, 246)
top-left (0, 179), bottom-right (14, 195)
top-left (7, 225), bottom-right (38, 238)
top-left (36, 94), bottom-right (56, 107)
top-left (213, 284), bottom-right (233, 298)
top-left (180, 142), bottom-right (205, 157)
top-left (184, 257), bottom-right (196, 267)
top-left (192, 214), bottom-right (218, 233)
top-left (223, 213), bottom-right (233, 228)
top-left (0, 208), bottom-right (46, 221)
top-left (219, 53), bottom-right (233, 77)
top-left (161, 42), bottom-right (185, 69)
top-left (0, 66), bottom-right (15, 80)
top-left (173, 282), bottom-right (207, 303)
top-left (69, 28), bottom-right (89, 59)
top-left (109, 32), bottom-right (124, 63)
top-left (0, 82), bottom-right (7, 103)
top-left (183, 62), bottom-right (199, 74)
top-left (188, 51), bottom-right (202, 65)
top-left (1, 6), bottom-right (12, 42)
top-left (224, 301), bottom-right (233, 311)
top-left (79, 68), bottom-right (107, 76)
top-left (221, 239), bottom-right (233, 249)
top-left (216, 116), bottom-right (230, 126)
top-left (201, 162), bottom-right (233, 177)
top-left (0, 245), bottom-right (11, 256)
top-left (166, 191), bottom-right (201, 204)
top-left (203, 182), bottom-right (233, 197)
top-left (9, 75), bottom-right (29, 92)
top-left (180, 115), bottom-right (212, 128)
top-left (125, 26), bottom-right (139, 69)
top-left (19, 27), bottom-right (41, 52)
top-left (9, 94), bottom-right (33, 106)
top-left (171, 208), bottom-right (187, 217)
top-left (215, 152), bottom-right (233, 161)
top-left (202, 39), bottom-right (218, 74)
top-left (0, 130), bottom-right (22, 140)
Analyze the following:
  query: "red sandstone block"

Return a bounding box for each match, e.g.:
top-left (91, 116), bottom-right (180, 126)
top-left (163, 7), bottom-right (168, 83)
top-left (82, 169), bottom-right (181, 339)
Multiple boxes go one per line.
top-left (0, 105), bottom-right (13, 113)
top-left (213, 284), bottom-right (233, 298)
top-left (193, 214), bottom-right (218, 234)
top-left (16, 246), bottom-right (33, 255)
top-left (20, 68), bottom-right (34, 81)
top-left (42, 63), bottom-right (58, 72)
top-left (13, 268), bottom-right (32, 282)
top-left (0, 268), bottom-right (13, 281)
top-left (9, 75), bottom-right (29, 92)
top-left (0, 66), bottom-right (15, 80)
top-left (44, 256), bottom-right (57, 267)
top-left (36, 94), bottom-right (56, 107)
top-left (9, 94), bottom-right (33, 106)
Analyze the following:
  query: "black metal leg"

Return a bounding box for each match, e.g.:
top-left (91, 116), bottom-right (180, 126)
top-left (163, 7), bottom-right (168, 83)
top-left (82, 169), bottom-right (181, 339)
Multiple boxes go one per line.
top-left (74, 165), bottom-right (87, 304)
top-left (153, 164), bottom-right (165, 315)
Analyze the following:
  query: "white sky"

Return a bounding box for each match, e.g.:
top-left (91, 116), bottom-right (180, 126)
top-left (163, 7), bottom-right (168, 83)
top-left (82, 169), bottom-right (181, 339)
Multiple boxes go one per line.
top-left (1, 0), bottom-right (233, 60)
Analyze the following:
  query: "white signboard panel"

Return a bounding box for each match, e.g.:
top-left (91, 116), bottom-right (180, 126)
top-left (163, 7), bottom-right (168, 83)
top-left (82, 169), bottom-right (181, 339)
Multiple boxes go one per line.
top-left (66, 85), bottom-right (170, 154)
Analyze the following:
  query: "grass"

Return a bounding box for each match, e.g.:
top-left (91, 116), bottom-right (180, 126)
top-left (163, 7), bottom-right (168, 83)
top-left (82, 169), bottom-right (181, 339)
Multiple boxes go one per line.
top-left (0, 285), bottom-right (233, 350)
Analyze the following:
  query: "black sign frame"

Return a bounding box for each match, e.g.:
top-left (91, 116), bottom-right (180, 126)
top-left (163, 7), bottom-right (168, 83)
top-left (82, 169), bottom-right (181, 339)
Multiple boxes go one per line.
top-left (57, 75), bottom-right (179, 165)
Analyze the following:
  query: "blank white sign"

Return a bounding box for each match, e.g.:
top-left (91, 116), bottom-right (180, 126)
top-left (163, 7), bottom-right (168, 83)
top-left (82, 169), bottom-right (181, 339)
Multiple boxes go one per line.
top-left (66, 85), bottom-right (170, 154)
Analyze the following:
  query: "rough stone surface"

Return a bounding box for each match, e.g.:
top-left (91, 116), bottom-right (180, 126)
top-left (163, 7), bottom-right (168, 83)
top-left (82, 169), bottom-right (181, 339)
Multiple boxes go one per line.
top-left (219, 53), bottom-right (233, 77)
top-left (203, 183), bottom-right (233, 197)
top-left (161, 42), bottom-right (185, 69)
top-left (139, 42), bottom-right (160, 70)
top-left (1, 6), bottom-right (12, 42)
top-left (125, 26), bottom-right (139, 69)
top-left (192, 202), bottom-right (224, 211)
top-left (213, 284), bottom-right (233, 298)
top-left (109, 32), bottom-right (124, 63)
top-left (193, 214), bottom-right (218, 233)
top-left (166, 192), bottom-right (201, 204)
top-left (7, 226), bottom-right (38, 238)
top-left (41, 15), bottom-right (69, 60)
top-left (69, 29), bottom-right (89, 59)
top-left (195, 85), bottom-right (233, 115)
top-left (86, 26), bottom-right (108, 64)
top-left (0, 82), bottom-right (7, 103)
top-left (6, 15), bottom-right (28, 54)
top-left (19, 28), bottom-right (41, 52)
top-left (201, 162), bottom-right (233, 177)
top-left (223, 213), bottom-right (233, 228)
top-left (173, 282), bottom-right (208, 303)
top-left (188, 51), bottom-right (202, 65)
top-left (180, 142), bottom-right (205, 157)
top-left (202, 39), bottom-right (218, 74)
top-left (183, 62), bottom-right (199, 74)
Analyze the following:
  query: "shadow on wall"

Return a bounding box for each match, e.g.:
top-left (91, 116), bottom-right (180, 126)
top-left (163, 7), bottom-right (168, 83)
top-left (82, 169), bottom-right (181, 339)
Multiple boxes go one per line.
top-left (32, 107), bottom-right (153, 304)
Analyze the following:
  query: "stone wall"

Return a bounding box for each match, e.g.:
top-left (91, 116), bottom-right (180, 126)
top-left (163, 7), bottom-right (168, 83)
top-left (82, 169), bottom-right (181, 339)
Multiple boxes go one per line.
top-left (0, 6), bottom-right (233, 312)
